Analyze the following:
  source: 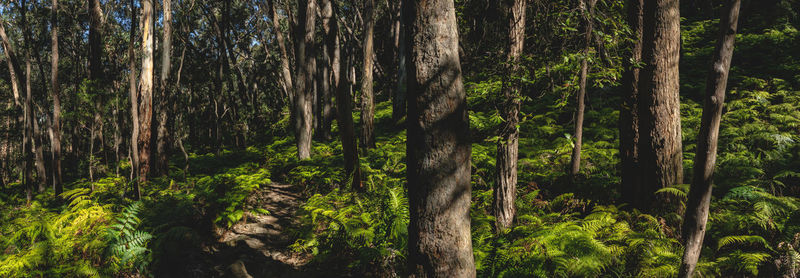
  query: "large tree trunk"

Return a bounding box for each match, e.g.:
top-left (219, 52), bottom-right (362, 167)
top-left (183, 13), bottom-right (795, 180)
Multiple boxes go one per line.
top-left (405, 0), bottom-right (476, 276)
top-left (24, 53), bottom-right (34, 203)
top-left (360, 0), bottom-right (376, 149)
top-left (327, 0), bottom-right (362, 190)
top-left (678, 1), bottom-right (741, 276)
top-left (155, 0), bottom-right (172, 177)
top-left (620, 0), bottom-right (643, 210)
top-left (493, 0), bottom-right (526, 232)
top-left (316, 0), bottom-right (334, 141)
top-left (570, 0), bottom-right (595, 177)
top-left (89, 0), bottom-right (105, 178)
top-left (137, 0), bottom-right (155, 184)
top-left (392, 0), bottom-right (407, 124)
top-left (129, 0), bottom-right (140, 198)
top-left (294, 0), bottom-right (316, 159)
top-left (51, 0), bottom-right (63, 196)
top-left (637, 0), bottom-right (683, 209)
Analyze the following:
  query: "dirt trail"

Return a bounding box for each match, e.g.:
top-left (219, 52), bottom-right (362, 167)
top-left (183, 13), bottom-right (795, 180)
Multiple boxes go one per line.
top-left (208, 183), bottom-right (316, 277)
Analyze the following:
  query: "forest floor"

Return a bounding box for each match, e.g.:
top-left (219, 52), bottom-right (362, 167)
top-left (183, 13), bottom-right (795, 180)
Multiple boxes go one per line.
top-left (207, 183), bottom-right (315, 278)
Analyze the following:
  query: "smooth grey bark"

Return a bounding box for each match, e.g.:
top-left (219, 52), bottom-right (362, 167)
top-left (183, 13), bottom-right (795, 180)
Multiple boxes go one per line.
top-left (678, 1), bottom-right (741, 276)
top-left (493, 0), bottom-right (525, 232)
top-left (405, 0), bottom-right (476, 276)
top-left (51, 0), bottom-right (63, 196)
top-left (638, 0), bottom-right (683, 209)
top-left (155, 0), bottom-right (172, 176)
top-left (129, 0), bottom-right (141, 198)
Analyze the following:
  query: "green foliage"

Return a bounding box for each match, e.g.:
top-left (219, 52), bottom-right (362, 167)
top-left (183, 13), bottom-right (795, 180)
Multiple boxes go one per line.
top-left (105, 202), bottom-right (153, 275)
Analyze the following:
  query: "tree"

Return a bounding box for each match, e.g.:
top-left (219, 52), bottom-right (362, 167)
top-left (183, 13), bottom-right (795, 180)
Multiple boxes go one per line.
top-left (88, 0), bottom-right (104, 182)
top-left (51, 0), bottom-right (63, 196)
top-left (569, 0), bottom-right (596, 177)
top-left (678, 0), bottom-right (741, 276)
top-left (129, 0), bottom-right (141, 198)
top-left (137, 0), bottom-right (155, 183)
top-left (295, 0), bottom-right (316, 159)
top-left (620, 0), bottom-right (643, 210)
top-left (392, 0), bottom-right (406, 124)
top-left (316, 0), bottom-right (334, 141)
top-left (154, 0), bottom-right (172, 176)
top-left (493, 0), bottom-right (526, 232)
top-left (637, 0), bottom-right (682, 210)
top-left (405, 0), bottom-right (476, 275)
top-left (360, 0), bottom-right (375, 149)
top-left (326, 0), bottom-right (362, 190)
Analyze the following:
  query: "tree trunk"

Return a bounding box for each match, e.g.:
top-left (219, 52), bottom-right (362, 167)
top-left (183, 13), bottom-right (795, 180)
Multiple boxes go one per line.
top-left (129, 0), bottom-right (141, 198)
top-left (24, 52), bottom-right (34, 203)
top-left (678, 1), bottom-right (740, 276)
top-left (295, 0), bottom-right (316, 159)
top-left (620, 0), bottom-right (643, 210)
top-left (155, 0), bottom-right (172, 177)
top-left (392, 0), bottom-right (407, 124)
top-left (405, 0), bottom-right (476, 275)
top-left (637, 0), bottom-right (683, 209)
top-left (316, 0), bottom-right (334, 141)
top-left (0, 21), bottom-right (22, 107)
top-left (360, 0), bottom-right (376, 149)
top-left (89, 0), bottom-right (105, 178)
top-left (493, 0), bottom-right (526, 232)
top-left (328, 0), bottom-right (362, 190)
top-left (570, 0), bottom-right (595, 177)
top-left (269, 0), bottom-right (294, 110)
top-left (137, 0), bottom-right (155, 184)
top-left (51, 0), bottom-right (63, 196)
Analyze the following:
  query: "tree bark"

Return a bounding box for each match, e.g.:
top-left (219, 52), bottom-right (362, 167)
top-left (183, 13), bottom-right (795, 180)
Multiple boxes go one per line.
top-left (316, 0), bottom-right (334, 141)
top-left (493, 0), bottom-right (526, 232)
top-left (24, 52), bottom-right (34, 203)
top-left (328, 0), bottom-right (362, 190)
top-left (269, 0), bottom-right (294, 110)
top-left (51, 0), bottom-right (63, 196)
top-left (678, 1), bottom-right (740, 276)
top-left (620, 0), bottom-right (643, 210)
top-left (570, 0), bottom-right (595, 177)
top-left (155, 0), bottom-right (172, 176)
top-left (0, 21), bottom-right (22, 107)
top-left (295, 0), bottom-right (316, 159)
top-left (89, 0), bottom-right (105, 178)
top-left (637, 0), bottom-right (683, 209)
top-left (129, 0), bottom-right (141, 198)
top-left (137, 0), bottom-right (155, 184)
top-left (405, 0), bottom-right (476, 275)
top-left (360, 0), bottom-right (376, 149)
top-left (392, 0), bottom-right (407, 124)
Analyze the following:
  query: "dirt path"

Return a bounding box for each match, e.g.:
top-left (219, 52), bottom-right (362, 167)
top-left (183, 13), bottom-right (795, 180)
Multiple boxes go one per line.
top-left (208, 183), bottom-right (315, 277)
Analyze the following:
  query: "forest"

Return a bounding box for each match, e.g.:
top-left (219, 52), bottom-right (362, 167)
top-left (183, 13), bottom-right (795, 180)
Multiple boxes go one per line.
top-left (1, 0), bottom-right (800, 277)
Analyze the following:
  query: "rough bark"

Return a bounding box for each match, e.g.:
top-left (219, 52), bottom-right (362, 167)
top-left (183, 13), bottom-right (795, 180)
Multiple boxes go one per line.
top-left (360, 0), bottom-right (376, 149)
top-left (0, 21), bottom-right (22, 107)
top-left (328, 0), bottom-right (362, 190)
top-left (570, 0), bottom-right (595, 177)
top-left (637, 0), bottom-right (683, 209)
top-left (89, 0), bottom-right (105, 177)
top-left (392, 0), bottom-right (407, 124)
top-left (138, 0), bottom-right (155, 183)
top-left (51, 0), bottom-right (63, 196)
top-left (620, 0), bottom-right (643, 210)
top-left (155, 0), bottom-right (172, 176)
top-left (316, 0), bottom-right (334, 141)
top-left (295, 0), bottom-right (316, 159)
top-left (24, 53), bottom-right (34, 203)
top-left (678, 1), bottom-right (740, 276)
top-left (405, 0), bottom-right (476, 275)
top-left (493, 0), bottom-right (526, 232)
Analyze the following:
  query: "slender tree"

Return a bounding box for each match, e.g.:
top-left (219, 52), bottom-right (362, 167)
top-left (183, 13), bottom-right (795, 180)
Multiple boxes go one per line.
top-left (637, 0), bottom-right (683, 209)
top-left (129, 0), bottom-right (141, 198)
top-left (295, 0), bottom-right (316, 159)
top-left (392, 0), bottom-right (406, 124)
top-left (405, 0), bottom-right (476, 275)
top-left (137, 0), bottom-right (155, 183)
top-left (678, 0), bottom-right (741, 276)
top-left (570, 0), bottom-right (596, 177)
top-left (51, 0), bottom-right (63, 196)
top-left (88, 0), bottom-right (105, 183)
top-left (620, 0), bottom-right (643, 209)
top-left (316, 0), bottom-right (334, 141)
top-left (360, 0), bottom-right (376, 149)
top-left (269, 0), bottom-right (293, 108)
top-left (493, 0), bottom-right (526, 232)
